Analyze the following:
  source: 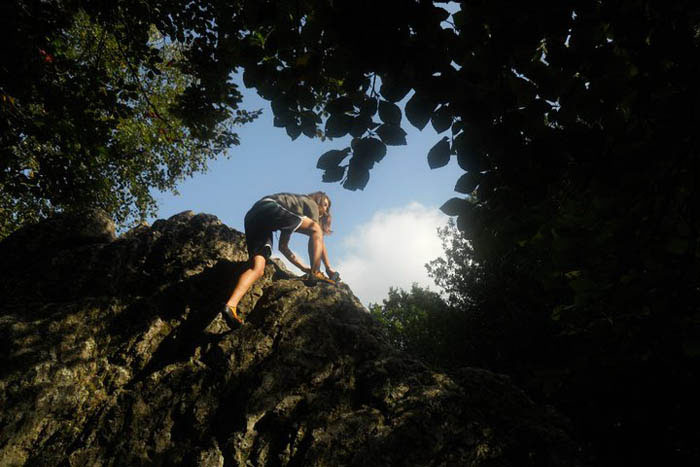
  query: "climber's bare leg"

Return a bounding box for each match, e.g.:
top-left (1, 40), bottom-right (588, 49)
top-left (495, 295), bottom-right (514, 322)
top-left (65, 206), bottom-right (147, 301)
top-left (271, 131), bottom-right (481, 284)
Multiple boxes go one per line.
top-left (226, 254), bottom-right (266, 309)
top-left (320, 242), bottom-right (332, 271)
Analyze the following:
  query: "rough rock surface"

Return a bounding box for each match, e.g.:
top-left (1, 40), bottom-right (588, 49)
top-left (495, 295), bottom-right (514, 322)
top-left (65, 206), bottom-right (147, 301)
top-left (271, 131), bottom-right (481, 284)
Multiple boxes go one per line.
top-left (0, 210), bottom-right (582, 466)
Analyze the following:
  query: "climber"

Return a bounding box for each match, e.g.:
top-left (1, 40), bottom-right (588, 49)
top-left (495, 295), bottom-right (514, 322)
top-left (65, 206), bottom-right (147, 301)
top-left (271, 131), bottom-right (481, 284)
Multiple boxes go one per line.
top-left (222, 191), bottom-right (340, 326)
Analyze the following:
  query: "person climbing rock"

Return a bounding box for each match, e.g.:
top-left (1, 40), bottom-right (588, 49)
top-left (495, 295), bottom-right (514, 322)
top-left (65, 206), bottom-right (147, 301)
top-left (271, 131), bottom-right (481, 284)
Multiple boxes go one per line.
top-left (222, 191), bottom-right (340, 327)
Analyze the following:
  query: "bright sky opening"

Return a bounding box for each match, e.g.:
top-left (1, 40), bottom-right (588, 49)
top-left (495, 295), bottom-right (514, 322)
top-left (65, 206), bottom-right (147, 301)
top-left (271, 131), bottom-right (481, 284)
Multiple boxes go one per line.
top-left (149, 75), bottom-right (463, 305)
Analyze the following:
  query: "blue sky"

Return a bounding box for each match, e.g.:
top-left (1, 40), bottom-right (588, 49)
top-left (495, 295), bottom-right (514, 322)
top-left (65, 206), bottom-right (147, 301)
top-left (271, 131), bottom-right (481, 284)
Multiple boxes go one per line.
top-left (149, 76), bottom-right (464, 305)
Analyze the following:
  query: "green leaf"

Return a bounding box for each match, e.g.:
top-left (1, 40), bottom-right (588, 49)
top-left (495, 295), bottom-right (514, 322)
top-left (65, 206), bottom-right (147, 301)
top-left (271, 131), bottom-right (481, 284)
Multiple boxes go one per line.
top-left (431, 105), bottom-right (452, 133)
top-left (378, 100), bottom-right (402, 125)
top-left (454, 172), bottom-right (479, 193)
top-left (376, 124), bottom-right (407, 146)
top-left (405, 92), bottom-right (436, 130)
top-left (317, 148), bottom-right (351, 169)
top-left (440, 197), bottom-right (466, 216)
top-left (427, 137), bottom-right (450, 169)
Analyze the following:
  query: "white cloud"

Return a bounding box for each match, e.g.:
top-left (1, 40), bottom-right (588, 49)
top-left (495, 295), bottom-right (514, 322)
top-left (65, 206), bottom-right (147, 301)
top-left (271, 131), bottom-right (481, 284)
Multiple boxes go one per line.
top-left (334, 202), bottom-right (448, 306)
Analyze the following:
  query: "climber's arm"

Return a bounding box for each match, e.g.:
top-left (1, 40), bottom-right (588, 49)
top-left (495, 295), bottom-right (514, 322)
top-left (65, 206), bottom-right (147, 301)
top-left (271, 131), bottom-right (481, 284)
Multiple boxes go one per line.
top-left (279, 230), bottom-right (311, 273)
top-left (321, 242), bottom-right (337, 278)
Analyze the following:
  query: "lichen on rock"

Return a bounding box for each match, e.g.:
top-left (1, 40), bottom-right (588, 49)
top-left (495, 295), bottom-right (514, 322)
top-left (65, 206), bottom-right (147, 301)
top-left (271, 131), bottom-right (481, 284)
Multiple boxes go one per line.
top-left (0, 210), bottom-right (583, 466)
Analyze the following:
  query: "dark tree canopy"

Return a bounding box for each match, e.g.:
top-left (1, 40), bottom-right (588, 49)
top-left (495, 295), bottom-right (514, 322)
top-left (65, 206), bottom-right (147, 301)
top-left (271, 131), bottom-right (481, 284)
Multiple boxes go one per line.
top-left (228, 1), bottom-right (697, 463)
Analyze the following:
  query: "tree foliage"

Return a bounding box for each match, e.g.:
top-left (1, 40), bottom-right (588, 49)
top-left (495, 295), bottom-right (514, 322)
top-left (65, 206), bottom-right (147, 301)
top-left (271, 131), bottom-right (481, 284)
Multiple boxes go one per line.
top-left (0, 1), bottom-right (260, 236)
top-left (369, 284), bottom-right (460, 367)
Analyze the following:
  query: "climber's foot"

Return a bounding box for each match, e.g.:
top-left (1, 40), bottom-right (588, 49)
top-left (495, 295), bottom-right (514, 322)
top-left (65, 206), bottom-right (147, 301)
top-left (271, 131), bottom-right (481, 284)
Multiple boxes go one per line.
top-left (222, 304), bottom-right (242, 328)
top-left (303, 270), bottom-right (336, 285)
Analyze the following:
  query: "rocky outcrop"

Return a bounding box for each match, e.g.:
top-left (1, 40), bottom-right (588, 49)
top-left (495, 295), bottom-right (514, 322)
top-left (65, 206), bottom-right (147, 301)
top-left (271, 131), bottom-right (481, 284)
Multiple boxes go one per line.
top-left (0, 210), bottom-right (582, 466)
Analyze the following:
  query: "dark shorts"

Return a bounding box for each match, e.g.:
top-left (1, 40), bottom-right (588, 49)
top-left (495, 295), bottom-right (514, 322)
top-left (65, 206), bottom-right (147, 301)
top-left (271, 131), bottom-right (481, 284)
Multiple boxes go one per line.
top-left (244, 199), bottom-right (303, 259)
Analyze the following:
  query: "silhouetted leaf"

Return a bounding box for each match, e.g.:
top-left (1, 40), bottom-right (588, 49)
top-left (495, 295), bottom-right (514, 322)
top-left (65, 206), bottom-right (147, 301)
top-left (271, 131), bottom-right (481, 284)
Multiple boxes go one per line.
top-left (317, 148), bottom-right (350, 169)
top-left (457, 150), bottom-right (484, 172)
top-left (349, 153), bottom-right (374, 171)
top-left (271, 97), bottom-right (290, 117)
top-left (359, 97), bottom-right (378, 117)
top-left (300, 113), bottom-right (318, 138)
top-left (405, 92), bottom-right (436, 130)
top-left (242, 65), bottom-right (261, 88)
top-left (440, 197), bottom-right (467, 216)
top-left (350, 116), bottom-right (371, 137)
top-left (353, 137), bottom-right (387, 163)
top-left (378, 100), bottom-right (402, 125)
top-left (431, 105), bottom-right (453, 133)
top-left (476, 175), bottom-right (492, 198)
top-left (427, 137), bottom-right (451, 169)
top-left (297, 87), bottom-right (316, 109)
top-left (344, 164), bottom-right (370, 190)
top-left (432, 6), bottom-right (450, 22)
top-left (286, 123), bottom-right (301, 140)
top-left (454, 132), bottom-right (485, 172)
top-left (322, 166), bottom-right (346, 183)
top-left (273, 115), bottom-right (287, 128)
top-left (380, 77), bottom-right (411, 102)
top-left (454, 172), bottom-right (479, 193)
top-left (457, 206), bottom-right (476, 234)
top-left (452, 10), bottom-right (465, 29)
top-left (327, 96), bottom-right (354, 114)
top-left (325, 113), bottom-right (353, 137)
top-left (376, 124), bottom-right (407, 145)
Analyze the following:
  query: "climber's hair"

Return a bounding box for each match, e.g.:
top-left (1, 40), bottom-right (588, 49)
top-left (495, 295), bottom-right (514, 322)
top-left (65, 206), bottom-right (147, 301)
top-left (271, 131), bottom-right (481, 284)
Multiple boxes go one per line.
top-left (308, 191), bottom-right (332, 235)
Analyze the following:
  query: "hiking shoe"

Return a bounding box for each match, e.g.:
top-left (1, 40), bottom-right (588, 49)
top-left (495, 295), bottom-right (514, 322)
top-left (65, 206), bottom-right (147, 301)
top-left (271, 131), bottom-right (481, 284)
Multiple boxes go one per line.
top-left (304, 270), bottom-right (336, 285)
top-left (221, 304), bottom-right (242, 328)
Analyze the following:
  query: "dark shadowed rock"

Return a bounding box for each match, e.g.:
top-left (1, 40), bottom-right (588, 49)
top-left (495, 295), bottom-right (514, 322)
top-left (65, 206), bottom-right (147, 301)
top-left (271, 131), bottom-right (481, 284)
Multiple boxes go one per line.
top-left (0, 211), bottom-right (584, 466)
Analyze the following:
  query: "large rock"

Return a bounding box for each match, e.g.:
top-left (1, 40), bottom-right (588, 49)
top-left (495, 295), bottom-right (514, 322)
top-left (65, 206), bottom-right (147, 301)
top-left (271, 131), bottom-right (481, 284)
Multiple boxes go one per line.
top-left (0, 211), bottom-right (583, 466)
